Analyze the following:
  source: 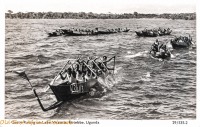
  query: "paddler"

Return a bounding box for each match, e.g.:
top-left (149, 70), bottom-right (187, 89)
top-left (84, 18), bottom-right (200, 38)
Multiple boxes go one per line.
top-left (151, 39), bottom-right (160, 53)
top-left (75, 64), bottom-right (85, 83)
top-left (159, 45), bottom-right (166, 57)
top-left (102, 56), bottom-right (112, 67)
top-left (68, 67), bottom-right (77, 83)
top-left (59, 68), bottom-right (73, 83)
top-left (86, 57), bottom-right (94, 68)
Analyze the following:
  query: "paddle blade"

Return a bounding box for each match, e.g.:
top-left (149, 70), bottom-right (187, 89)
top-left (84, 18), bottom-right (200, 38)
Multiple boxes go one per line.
top-left (14, 70), bottom-right (29, 81)
top-left (43, 85), bottom-right (50, 92)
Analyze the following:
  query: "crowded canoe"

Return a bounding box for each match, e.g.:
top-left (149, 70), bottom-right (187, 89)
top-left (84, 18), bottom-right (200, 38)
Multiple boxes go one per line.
top-left (48, 29), bottom-right (64, 37)
top-left (48, 27), bottom-right (130, 37)
top-left (149, 39), bottom-right (171, 61)
top-left (14, 56), bottom-right (116, 111)
top-left (170, 35), bottom-right (193, 49)
top-left (135, 28), bottom-right (172, 37)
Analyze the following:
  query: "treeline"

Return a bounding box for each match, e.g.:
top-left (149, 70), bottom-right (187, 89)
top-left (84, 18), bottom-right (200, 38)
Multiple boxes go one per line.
top-left (5, 10), bottom-right (196, 20)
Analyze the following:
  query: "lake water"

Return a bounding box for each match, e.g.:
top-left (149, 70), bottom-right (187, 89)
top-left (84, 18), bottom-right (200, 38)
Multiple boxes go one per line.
top-left (5, 19), bottom-right (196, 119)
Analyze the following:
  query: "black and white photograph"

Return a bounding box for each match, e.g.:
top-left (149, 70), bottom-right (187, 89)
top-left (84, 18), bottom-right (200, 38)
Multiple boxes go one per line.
top-left (1, 0), bottom-right (199, 126)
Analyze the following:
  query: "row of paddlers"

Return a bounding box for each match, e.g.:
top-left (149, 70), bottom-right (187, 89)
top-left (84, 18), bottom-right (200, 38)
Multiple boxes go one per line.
top-left (48, 27), bottom-right (172, 37)
top-left (48, 27), bottom-right (130, 37)
top-left (135, 28), bottom-right (172, 37)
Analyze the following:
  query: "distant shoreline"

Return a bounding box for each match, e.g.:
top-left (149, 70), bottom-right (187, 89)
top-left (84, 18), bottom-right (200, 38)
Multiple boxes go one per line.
top-left (5, 11), bottom-right (196, 20)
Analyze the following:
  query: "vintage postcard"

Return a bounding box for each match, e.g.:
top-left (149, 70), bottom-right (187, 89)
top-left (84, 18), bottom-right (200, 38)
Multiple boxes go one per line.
top-left (1, 0), bottom-right (199, 126)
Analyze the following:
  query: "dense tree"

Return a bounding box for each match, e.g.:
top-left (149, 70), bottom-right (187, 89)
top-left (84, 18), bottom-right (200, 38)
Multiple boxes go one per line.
top-left (134, 12), bottom-right (138, 18)
top-left (5, 10), bottom-right (196, 20)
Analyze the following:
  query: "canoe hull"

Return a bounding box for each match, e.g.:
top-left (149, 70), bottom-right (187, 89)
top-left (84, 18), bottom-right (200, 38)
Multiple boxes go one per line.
top-left (171, 40), bottom-right (192, 49)
top-left (135, 31), bottom-right (158, 37)
top-left (150, 51), bottom-right (171, 61)
top-left (135, 29), bottom-right (172, 37)
top-left (50, 81), bottom-right (91, 101)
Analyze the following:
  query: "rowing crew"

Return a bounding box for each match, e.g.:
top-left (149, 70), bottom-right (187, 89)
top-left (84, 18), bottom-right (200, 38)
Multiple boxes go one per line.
top-left (142, 28), bottom-right (171, 35)
top-left (58, 56), bottom-right (115, 84)
top-left (59, 27), bottom-right (128, 34)
top-left (150, 39), bottom-right (171, 59)
top-left (171, 35), bottom-right (193, 45)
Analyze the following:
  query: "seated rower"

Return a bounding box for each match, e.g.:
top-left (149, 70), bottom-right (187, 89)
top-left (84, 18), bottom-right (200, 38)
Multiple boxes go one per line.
top-left (151, 39), bottom-right (159, 53)
top-left (159, 45), bottom-right (166, 56)
top-left (68, 67), bottom-right (77, 84)
top-left (142, 28), bottom-right (148, 34)
top-left (76, 68), bottom-right (85, 84)
top-left (102, 56), bottom-right (115, 70)
top-left (59, 68), bottom-right (75, 83)
top-left (159, 44), bottom-right (170, 57)
top-left (86, 57), bottom-right (93, 68)
top-left (149, 30), bottom-right (154, 35)
top-left (85, 69), bottom-right (97, 81)
top-left (59, 69), bottom-right (69, 81)
top-left (163, 29), bottom-right (166, 33)
top-left (167, 28), bottom-right (170, 32)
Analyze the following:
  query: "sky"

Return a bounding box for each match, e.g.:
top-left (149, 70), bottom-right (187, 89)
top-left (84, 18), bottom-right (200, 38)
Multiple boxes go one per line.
top-left (3, 0), bottom-right (196, 14)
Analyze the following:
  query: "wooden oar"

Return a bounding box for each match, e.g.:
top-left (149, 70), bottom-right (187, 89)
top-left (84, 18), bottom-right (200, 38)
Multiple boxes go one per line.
top-left (92, 60), bottom-right (102, 71)
top-left (91, 60), bottom-right (107, 77)
top-left (83, 61), bottom-right (97, 77)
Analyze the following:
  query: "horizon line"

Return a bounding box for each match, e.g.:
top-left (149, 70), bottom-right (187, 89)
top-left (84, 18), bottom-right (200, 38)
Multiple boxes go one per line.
top-left (5, 10), bottom-right (196, 15)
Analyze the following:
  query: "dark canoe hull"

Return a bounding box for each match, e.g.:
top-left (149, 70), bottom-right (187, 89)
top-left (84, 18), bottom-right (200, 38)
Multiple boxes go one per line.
top-left (66, 32), bottom-right (98, 36)
top-left (150, 51), bottom-right (171, 60)
top-left (171, 40), bottom-right (192, 49)
top-left (61, 29), bottom-right (73, 34)
top-left (145, 32), bottom-right (158, 37)
top-left (171, 43), bottom-right (191, 49)
top-left (64, 31), bottom-right (117, 36)
top-left (135, 31), bottom-right (158, 37)
top-left (122, 29), bottom-right (130, 32)
top-left (49, 29), bottom-right (129, 37)
top-left (48, 32), bottom-right (62, 37)
top-left (61, 29), bottom-right (98, 36)
top-left (50, 81), bottom-right (90, 101)
top-left (136, 30), bottom-right (172, 37)
top-left (65, 33), bottom-right (88, 36)
top-left (135, 31), bottom-right (143, 36)
top-left (97, 31), bottom-right (117, 34)
top-left (158, 30), bottom-right (172, 36)
top-left (49, 56), bottom-right (116, 102)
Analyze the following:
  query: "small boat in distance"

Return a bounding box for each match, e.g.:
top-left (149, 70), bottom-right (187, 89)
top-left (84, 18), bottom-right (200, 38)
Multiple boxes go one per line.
top-left (170, 35), bottom-right (193, 49)
top-left (48, 27), bottom-right (130, 37)
top-left (149, 40), bottom-right (171, 61)
top-left (135, 30), bottom-right (158, 37)
top-left (135, 28), bottom-right (172, 37)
